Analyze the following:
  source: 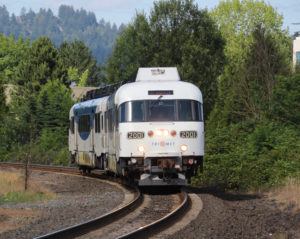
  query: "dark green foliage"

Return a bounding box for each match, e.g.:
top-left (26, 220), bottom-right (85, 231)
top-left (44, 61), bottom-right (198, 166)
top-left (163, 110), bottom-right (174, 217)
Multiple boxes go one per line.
top-left (15, 36), bottom-right (67, 87)
top-left (0, 5), bottom-right (121, 64)
top-left (270, 74), bottom-right (300, 126)
top-left (37, 79), bottom-right (73, 130)
top-left (0, 74), bottom-right (6, 120)
top-left (59, 40), bottom-right (104, 86)
top-left (0, 34), bottom-right (30, 84)
top-left (106, 0), bottom-right (225, 117)
top-left (1, 36), bottom-right (74, 165)
top-left (200, 71), bottom-right (300, 190)
top-left (195, 9), bottom-right (298, 190)
top-left (195, 122), bottom-right (300, 190)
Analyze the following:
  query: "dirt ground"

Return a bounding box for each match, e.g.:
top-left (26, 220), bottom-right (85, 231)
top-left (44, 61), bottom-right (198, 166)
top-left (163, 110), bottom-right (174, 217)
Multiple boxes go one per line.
top-left (167, 187), bottom-right (300, 239)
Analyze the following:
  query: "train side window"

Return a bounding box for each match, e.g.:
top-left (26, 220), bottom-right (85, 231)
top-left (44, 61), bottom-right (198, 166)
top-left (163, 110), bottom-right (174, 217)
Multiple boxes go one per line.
top-left (132, 101), bottom-right (145, 122)
top-left (78, 115), bottom-right (90, 133)
top-left (178, 100), bottom-right (193, 121)
top-left (119, 103), bottom-right (126, 122)
top-left (95, 113), bottom-right (101, 133)
top-left (98, 112), bottom-right (101, 133)
top-left (105, 112), bottom-right (107, 133)
top-left (108, 110), bottom-right (113, 132)
top-left (193, 101), bottom-right (203, 121)
top-left (101, 114), bottom-right (104, 131)
top-left (95, 114), bottom-right (97, 132)
top-left (70, 117), bottom-right (75, 134)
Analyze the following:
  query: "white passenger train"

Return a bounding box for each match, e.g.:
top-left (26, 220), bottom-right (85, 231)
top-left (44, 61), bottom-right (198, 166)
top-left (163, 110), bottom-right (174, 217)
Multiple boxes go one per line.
top-left (69, 67), bottom-right (204, 186)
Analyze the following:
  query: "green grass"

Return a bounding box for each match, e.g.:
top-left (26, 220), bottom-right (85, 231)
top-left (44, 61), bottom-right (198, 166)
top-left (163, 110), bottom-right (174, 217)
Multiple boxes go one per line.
top-left (0, 190), bottom-right (52, 205)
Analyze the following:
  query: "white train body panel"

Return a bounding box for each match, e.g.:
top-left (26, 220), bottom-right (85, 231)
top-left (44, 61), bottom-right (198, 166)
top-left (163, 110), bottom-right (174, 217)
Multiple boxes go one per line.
top-left (115, 80), bottom-right (204, 158)
top-left (69, 67), bottom-right (204, 186)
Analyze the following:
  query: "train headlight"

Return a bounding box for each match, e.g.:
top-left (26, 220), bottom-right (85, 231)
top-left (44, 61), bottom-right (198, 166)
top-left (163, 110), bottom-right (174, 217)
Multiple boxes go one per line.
top-left (137, 145), bottom-right (145, 153)
top-left (155, 129), bottom-right (169, 137)
top-left (180, 144), bottom-right (188, 152)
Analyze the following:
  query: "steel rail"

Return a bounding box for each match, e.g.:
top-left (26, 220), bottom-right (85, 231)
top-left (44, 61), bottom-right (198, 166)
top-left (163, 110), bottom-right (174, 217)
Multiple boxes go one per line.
top-left (0, 162), bottom-right (104, 174)
top-left (117, 190), bottom-right (190, 239)
top-left (0, 162), bottom-right (142, 239)
top-left (34, 188), bottom-right (142, 239)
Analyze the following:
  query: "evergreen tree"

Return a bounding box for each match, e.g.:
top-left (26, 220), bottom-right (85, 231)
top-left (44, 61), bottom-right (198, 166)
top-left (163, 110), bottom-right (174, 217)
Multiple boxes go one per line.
top-left (0, 34), bottom-right (30, 84)
top-left (11, 36), bottom-right (67, 141)
top-left (37, 79), bottom-right (73, 130)
top-left (59, 40), bottom-right (103, 86)
top-left (0, 6), bottom-right (10, 36)
top-left (0, 74), bottom-right (6, 120)
top-left (0, 4), bottom-right (121, 64)
top-left (15, 36), bottom-right (67, 87)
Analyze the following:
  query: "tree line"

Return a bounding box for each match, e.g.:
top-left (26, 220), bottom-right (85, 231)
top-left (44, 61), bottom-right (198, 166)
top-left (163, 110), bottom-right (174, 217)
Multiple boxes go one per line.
top-left (0, 5), bottom-right (123, 63)
top-left (0, 0), bottom-right (299, 190)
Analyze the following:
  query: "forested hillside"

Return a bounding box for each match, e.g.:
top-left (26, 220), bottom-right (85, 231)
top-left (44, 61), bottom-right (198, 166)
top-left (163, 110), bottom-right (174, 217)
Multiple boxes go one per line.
top-left (0, 5), bottom-right (123, 63)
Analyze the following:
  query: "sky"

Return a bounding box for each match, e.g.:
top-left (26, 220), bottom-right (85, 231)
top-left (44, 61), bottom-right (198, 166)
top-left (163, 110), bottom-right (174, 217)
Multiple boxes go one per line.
top-left (1, 0), bottom-right (300, 34)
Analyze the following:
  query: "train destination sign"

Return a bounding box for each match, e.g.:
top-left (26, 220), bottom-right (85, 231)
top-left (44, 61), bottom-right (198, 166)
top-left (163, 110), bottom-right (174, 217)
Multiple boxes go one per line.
top-left (148, 90), bottom-right (173, 95)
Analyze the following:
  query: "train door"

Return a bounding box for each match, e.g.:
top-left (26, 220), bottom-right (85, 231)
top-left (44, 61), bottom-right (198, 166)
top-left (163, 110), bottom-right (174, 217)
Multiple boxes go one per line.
top-left (75, 114), bottom-right (78, 151)
top-left (77, 113), bottom-right (94, 168)
top-left (101, 113), bottom-right (105, 149)
top-left (114, 107), bottom-right (120, 157)
top-left (69, 115), bottom-right (76, 164)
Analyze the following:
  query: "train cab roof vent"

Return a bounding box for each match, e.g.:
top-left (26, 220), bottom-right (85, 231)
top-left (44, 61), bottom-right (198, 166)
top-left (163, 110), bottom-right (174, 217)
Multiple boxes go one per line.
top-left (136, 67), bottom-right (181, 82)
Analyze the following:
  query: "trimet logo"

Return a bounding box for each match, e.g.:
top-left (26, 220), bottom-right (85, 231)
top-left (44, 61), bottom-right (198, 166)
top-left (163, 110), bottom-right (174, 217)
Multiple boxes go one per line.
top-left (152, 142), bottom-right (175, 147)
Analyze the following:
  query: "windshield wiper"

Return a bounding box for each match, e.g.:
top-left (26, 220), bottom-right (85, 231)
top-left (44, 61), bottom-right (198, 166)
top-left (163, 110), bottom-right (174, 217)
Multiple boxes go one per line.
top-left (150, 95), bottom-right (163, 109)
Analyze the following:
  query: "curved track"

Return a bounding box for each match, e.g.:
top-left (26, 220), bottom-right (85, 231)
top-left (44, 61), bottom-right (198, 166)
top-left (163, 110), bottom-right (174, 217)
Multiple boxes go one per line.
top-left (117, 190), bottom-right (189, 239)
top-left (0, 162), bottom-right (190, 239)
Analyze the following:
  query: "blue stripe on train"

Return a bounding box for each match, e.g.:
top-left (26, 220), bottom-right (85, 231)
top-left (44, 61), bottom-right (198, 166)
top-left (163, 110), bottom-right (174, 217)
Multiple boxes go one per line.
top-left (73, 99), bottom-right (102, 141)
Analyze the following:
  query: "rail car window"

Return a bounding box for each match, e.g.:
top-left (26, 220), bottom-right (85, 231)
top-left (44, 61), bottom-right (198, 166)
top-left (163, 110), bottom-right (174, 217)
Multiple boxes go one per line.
top-left (119, 100), bottom-right (203, 122)
top-left (193, 101), bottom-right (203, 121)
top-left (107, 110), bottom-right (113, 132)
top-left (178, 100), bottom-right (192, 121)
top-left (95, 113), bottom-right (101, 133)
top-left (147, 100), bottom-right (176, 121)
top-left (132, 101), bottom-right (145, 121)
top-left (119, 101), bottom-right (145, 122)
top-left (70, 117), bottom-right (75, 134)
top-left (78, 115), bottom-right (90, 133)
top-left (178, 100), bottom-right (203, 121)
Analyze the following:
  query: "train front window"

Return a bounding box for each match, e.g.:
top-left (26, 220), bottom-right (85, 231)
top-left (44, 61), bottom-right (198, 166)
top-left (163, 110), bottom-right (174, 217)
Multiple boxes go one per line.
top-left (147, 100), bottom-right (176, 121)
top-left (119, 100), bottom-right (203, 122)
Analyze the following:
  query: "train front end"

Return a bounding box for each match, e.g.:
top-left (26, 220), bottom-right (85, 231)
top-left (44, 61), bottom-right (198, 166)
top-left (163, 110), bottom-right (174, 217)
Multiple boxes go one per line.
top-left (116, 68), bottom-right (204, 186)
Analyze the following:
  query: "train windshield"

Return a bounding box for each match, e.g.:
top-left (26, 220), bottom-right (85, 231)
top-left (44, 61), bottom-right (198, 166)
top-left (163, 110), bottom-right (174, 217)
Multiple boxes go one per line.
top-left (119, 100), bottom-right (203, 122)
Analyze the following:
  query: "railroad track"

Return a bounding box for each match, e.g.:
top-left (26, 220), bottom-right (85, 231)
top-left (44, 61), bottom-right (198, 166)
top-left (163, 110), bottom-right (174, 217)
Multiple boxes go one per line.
top-left (0, 162), bottom-right (190, 239)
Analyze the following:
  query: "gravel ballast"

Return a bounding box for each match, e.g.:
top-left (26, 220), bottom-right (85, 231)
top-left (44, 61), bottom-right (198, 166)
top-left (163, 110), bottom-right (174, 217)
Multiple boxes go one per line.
top-left (0, 168), bottom-right (126, 239)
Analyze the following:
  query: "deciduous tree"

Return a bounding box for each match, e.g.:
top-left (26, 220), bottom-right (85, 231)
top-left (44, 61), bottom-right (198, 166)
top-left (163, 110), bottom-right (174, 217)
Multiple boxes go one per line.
top-left (106, 0), bottom-right (225, 117)
top-left (208, 0), bottom-right (292, 125)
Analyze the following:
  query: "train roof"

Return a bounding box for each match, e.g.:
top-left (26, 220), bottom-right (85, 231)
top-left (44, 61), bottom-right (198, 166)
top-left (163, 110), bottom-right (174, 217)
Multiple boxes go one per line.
top-left (79, 67), bottom-right (202, 105)
top-left (70, 97), bottom-right (108, 116)
top-left (115, 80), bottom-right (202, 105)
